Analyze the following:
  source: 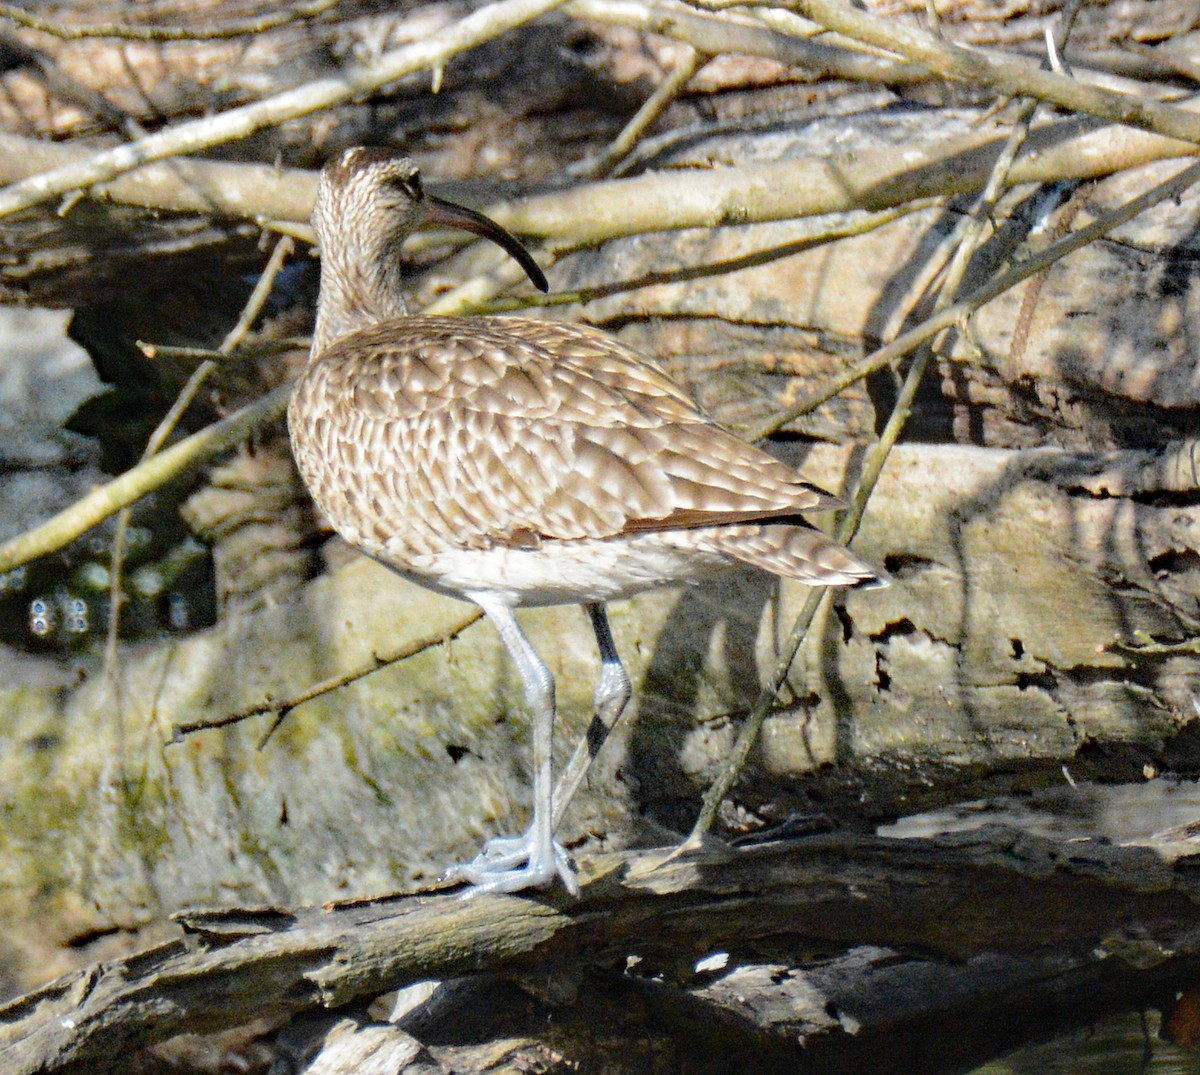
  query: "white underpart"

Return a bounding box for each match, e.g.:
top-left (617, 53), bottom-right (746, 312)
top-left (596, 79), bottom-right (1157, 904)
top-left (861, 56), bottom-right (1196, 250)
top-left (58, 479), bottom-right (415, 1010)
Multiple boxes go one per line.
top-left (377, 530), bottom-right (730, 607)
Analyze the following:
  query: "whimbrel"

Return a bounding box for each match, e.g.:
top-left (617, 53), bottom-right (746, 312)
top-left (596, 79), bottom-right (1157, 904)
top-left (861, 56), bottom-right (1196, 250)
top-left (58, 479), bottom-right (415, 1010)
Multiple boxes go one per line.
top-left (288, 146), bottom-right (884, 896)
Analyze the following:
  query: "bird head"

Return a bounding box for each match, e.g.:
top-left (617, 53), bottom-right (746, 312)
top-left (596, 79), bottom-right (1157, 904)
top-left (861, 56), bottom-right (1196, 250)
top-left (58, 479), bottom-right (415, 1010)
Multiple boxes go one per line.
top-left (313, 147), bottom-right (548, 293)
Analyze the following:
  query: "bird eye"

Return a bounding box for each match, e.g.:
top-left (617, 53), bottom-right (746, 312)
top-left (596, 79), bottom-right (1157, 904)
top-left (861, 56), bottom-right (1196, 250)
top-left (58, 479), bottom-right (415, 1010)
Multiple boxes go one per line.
top-left (391, 172), bottom-right (423, 201)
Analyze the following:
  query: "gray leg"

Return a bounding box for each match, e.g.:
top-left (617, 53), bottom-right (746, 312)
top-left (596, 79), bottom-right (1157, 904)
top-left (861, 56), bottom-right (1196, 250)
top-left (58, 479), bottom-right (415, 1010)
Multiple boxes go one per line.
top-left (551, 602), bottom-right (632, 830)
top-left (446, 592), bottom-right (576, 896)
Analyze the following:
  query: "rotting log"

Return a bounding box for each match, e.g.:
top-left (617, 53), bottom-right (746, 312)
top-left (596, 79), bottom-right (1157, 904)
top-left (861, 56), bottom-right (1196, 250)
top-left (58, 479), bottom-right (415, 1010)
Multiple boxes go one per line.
top-left (4, 826), bottom-right (1200, 1075)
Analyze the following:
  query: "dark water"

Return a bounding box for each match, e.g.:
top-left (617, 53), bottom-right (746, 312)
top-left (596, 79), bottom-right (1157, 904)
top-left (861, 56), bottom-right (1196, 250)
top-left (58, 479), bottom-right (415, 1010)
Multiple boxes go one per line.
top-left (971, 1011), bottom-right (1193, 1073)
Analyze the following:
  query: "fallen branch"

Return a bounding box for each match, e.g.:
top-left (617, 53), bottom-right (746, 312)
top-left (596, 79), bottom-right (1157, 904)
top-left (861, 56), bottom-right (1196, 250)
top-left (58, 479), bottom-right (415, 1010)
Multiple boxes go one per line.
top-left (2, 827), bottom-right (1199, 1074)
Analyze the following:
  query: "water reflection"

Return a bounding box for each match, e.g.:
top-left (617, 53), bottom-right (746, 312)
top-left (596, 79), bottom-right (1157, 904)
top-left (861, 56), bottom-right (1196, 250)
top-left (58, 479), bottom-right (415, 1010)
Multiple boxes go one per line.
top-left (0, 543), bottom-right (215, 651)
top-left (0, 564), bottom-right (25, 592)
top-left (27, 595), bottom-right (52, 637)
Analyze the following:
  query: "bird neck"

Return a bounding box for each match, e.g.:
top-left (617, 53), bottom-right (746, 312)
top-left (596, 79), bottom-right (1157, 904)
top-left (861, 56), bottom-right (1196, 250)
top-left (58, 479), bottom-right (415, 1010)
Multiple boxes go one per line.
top-left (311, 240), bottom-right (411, 357)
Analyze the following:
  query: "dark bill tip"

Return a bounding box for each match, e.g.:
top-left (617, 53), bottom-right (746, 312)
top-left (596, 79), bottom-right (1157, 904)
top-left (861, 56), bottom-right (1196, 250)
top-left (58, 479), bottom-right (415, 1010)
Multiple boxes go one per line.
top-left (425, 194), bottom-right (549, 293)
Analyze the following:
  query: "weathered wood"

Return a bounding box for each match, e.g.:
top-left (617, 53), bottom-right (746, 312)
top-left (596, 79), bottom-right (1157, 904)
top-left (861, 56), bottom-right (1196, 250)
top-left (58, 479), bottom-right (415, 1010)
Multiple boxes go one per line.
top-left (389, 943), bottom-right (1197, 1074)
top-left (3, 827), bottom-right (1200, 1074)
top-left (6, 438), bottom-right (1200, 993)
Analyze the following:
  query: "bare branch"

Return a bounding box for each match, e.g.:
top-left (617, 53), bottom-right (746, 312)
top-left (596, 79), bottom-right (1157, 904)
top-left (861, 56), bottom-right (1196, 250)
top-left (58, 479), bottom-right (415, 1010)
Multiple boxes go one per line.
top-left (0, 133), bottom-right (316, 220)
top-left (0, 0), bottom-right (572, 218)
top-left (0, 0), bottom-right (341, 41)
top-left (787, 0), bottom-right (1200, 144)
top-left (495, 119), bottom-right (1197, 245)
top-left (170, 608), bottom-right (485, 741)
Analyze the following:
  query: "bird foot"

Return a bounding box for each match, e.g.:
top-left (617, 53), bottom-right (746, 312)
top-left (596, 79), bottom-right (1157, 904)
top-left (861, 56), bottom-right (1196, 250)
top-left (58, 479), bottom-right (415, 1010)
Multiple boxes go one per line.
top-left (445, 831), bottom-right (578, 898)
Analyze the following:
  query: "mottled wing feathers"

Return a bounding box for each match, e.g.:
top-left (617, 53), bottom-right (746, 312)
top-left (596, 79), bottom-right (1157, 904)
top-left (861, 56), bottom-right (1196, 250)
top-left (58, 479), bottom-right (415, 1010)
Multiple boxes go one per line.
top-left (704, 523), bottom-right (879, 586)
top-left (291, 315), bottom-right (845, 555)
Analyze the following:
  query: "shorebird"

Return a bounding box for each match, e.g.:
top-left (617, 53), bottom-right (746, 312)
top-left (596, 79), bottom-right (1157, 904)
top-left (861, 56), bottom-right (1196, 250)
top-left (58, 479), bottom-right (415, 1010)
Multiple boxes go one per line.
top-left (288, 146), bottom-right (883, 897)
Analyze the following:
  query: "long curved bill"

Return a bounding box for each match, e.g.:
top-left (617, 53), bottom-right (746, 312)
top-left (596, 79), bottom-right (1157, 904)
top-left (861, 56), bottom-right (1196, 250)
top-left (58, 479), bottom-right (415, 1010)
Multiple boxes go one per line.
top-left (425, 194), bottom-right (549, 294)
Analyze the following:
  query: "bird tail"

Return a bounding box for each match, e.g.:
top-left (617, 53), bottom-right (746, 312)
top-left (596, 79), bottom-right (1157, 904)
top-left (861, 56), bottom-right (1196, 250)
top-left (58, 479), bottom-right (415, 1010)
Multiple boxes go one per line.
top-left (711, 523), bottom-right (887, 588)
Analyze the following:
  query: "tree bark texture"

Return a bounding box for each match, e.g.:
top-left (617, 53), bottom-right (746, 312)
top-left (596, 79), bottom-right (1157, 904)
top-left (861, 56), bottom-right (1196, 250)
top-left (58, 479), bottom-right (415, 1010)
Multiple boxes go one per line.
top-left (5, 828), bottom-right (1200, 1074)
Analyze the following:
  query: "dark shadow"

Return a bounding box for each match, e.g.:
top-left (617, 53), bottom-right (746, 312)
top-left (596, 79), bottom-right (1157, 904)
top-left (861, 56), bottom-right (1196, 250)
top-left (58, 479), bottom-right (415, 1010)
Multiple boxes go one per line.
top-left (626, 567), bottom-right (779, 837)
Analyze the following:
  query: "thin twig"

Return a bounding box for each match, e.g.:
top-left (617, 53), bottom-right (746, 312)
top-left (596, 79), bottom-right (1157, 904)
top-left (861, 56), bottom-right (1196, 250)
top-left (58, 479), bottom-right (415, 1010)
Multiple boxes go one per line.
top-left (805, 8), bottom-right (1143, 89)
top-left (171, 609), bottom-right (485, 741)
top-left (732, 6), bottom-right (822, 43)
top-left (924, 0), bottom-right (942, 36)
top-left (473, 200), bottom-right (942, 315)
top-left (576, 47), bottom-right (710, 178)
top-left (0, 0), bottom-right (340, 41)
top-left (220, 235), bottom-right (296, 353)
top-left (0, 0), bottom-right (572, 219)
top-left (138, 339), bottom-right (308, 362)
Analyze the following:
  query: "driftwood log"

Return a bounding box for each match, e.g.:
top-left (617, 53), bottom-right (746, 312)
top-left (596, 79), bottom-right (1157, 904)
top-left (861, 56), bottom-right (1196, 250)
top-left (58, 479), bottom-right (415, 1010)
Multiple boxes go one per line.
top-left (5, 826), bottom-right (1200, 1074)
top-left (1, 0), bottom-right (1200, 1069)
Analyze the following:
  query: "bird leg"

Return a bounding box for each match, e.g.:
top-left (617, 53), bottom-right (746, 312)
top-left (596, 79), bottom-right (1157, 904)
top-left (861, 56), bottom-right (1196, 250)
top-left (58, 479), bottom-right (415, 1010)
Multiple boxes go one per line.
top-left (550, 602), bottom-right (632, 831)
top-left (447, 594), bottom-right (577, 897)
